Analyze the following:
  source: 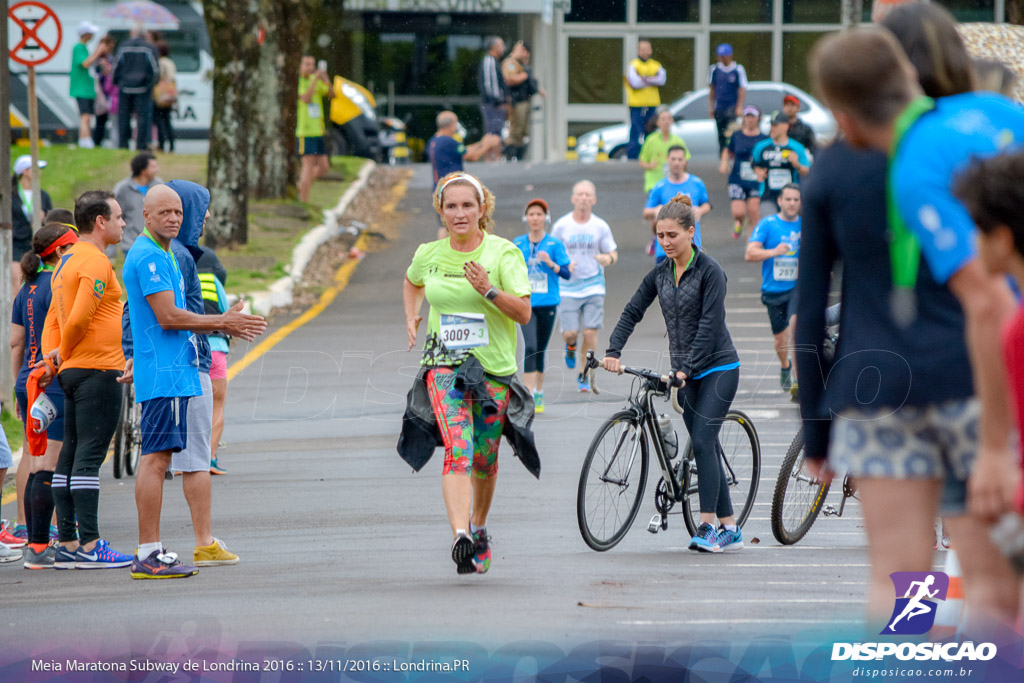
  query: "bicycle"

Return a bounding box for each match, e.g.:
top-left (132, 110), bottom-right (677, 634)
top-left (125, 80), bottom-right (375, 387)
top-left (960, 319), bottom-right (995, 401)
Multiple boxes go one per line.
top-left (576, 351), bottom-right (761, 551)
top-left (769, 426), bottom-right (857, 545)
top-left (112, 382), bottom-right (141, 479)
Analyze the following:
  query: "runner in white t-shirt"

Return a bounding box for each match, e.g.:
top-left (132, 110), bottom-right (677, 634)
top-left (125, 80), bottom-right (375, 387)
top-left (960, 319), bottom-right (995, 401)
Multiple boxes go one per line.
top-left (551, 180), bottom-right (618, 392)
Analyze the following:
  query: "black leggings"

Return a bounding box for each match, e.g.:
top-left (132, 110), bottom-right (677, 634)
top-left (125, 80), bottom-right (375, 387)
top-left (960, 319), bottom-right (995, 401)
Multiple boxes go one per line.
top-left (52, 368), bottom-right (122, 544)
top-left (522, 305), bottom-right (557, 374)
top-left (154, 106), bottom-right (175, 152)
top-left (680, 367), bottom-right (739, 517)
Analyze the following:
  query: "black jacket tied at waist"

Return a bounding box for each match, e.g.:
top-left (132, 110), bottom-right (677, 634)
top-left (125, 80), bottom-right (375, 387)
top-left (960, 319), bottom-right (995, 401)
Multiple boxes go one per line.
top-left (397, 356), bottom-right (541, 478)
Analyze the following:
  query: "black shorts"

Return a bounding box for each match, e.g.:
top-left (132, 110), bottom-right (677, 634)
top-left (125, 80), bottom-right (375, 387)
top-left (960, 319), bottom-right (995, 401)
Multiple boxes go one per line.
top-left (76, 97), bottom-right (95, 115)
top-left (297, 135), bottom-right (327, 157)
top-left (761, 288), bottom-right (797, 335)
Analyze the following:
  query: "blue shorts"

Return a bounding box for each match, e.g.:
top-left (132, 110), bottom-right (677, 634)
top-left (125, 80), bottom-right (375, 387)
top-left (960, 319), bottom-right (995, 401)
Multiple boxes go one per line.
top-left (16, 387), bottom-right (66, 441)
top-left (297, 135), bottom-right (327, 156)
top-left (140, 396), bottom-right (190, 455)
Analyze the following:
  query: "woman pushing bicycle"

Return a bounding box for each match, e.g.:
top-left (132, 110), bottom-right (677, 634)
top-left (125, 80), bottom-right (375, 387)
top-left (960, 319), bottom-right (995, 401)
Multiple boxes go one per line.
top-left (399, 171), bottom-right (538, 575)
top-left (601, 194), bottom-right (743, 553)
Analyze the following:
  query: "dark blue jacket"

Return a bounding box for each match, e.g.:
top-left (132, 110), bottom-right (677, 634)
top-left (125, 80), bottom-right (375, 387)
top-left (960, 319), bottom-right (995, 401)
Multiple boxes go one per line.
top-left (122, 180), bottom-right (213, 374)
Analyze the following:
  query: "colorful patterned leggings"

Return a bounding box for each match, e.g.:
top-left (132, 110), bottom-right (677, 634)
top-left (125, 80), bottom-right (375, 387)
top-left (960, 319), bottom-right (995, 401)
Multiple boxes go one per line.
top-left (425, 367), bottom-right (509, 479)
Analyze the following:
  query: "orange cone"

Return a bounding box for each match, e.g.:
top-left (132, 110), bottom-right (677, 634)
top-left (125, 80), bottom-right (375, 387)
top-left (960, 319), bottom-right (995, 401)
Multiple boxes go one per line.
top-left (931, 547), bottom-right (965, 640)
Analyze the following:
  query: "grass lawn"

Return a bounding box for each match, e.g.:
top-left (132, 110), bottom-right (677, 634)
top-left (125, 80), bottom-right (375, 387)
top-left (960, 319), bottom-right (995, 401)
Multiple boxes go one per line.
top-left (10, 145), bottom-right (367, 294)
top-left (1, 409), bottom-right (22, 454)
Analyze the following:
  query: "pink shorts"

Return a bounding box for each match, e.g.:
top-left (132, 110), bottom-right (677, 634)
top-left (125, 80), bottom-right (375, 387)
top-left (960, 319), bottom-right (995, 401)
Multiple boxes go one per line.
top-left (210, 351), bottom-right (228, 380)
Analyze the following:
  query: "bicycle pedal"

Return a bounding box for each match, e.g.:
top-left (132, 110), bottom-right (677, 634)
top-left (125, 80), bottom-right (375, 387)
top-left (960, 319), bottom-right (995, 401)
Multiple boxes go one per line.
top-left (822, 505), bottom-right (838, 517)
top-left (648, 514), bottom-right (662, 534)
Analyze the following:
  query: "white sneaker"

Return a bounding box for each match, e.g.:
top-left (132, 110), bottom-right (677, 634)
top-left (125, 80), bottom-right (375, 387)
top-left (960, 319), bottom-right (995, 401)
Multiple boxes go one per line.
top-left (0, 542), bottom-right (24, 563)
top-left (77, 137), bottom-right (95, 149)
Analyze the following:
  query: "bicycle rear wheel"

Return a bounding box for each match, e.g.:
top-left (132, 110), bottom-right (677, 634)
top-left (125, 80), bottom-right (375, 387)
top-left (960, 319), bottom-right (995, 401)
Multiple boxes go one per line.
top-left (770, 427), bottom-right (831, 545)
top-left (577, 410), bottom-right (649, 551)
top-left (682, 411), bottom-right (761, 537)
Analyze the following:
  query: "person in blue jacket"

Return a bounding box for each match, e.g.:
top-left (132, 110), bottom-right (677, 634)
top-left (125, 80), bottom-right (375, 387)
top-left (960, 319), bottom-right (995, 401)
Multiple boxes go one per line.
top-left (513, 198), bottom-right (570, 413)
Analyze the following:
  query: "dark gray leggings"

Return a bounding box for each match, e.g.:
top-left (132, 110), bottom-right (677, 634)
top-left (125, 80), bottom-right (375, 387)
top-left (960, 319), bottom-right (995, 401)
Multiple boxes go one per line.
top-left (522, 305), bottom-right (557, 374)
top-left (680, 367), bottom-right (740, 518)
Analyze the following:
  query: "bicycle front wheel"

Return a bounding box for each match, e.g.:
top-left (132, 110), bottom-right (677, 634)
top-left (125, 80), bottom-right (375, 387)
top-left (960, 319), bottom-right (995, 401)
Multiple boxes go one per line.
top-left (770, 427), bottom-right (831, 545)
top-left (682, 411), bottom-right (761, 536)
top-left (124, 385), bottom-right (141, 476)
top-left (577, 410), bottom-right (649, 551)
top-left (111, 384), bottom-right (130, 479)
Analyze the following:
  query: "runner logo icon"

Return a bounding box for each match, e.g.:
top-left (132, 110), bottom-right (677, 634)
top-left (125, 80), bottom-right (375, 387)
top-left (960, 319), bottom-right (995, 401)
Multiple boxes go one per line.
top-left (882, 571), bottom-right (949, 635)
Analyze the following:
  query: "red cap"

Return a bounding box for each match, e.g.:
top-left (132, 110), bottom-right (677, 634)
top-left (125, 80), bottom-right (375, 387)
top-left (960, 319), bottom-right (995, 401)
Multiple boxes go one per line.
top-left (525, 198), bottom-right (549, 214)
top-left (783, 94), bottom-right (800, 106)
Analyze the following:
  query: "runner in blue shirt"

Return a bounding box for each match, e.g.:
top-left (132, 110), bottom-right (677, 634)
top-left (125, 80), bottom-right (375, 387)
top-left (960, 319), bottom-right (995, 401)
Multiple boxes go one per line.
top-left (643, 146), bottom-right (710, 261)
top-left (428, 111), bottom-right (500, 239)
top-left (720, 105), bottom-right (768, 239)
top-left (751, 115), bottom-right (810, 219)
top-left (746, 184), bottom-right (801, 395)
top-left (513, 198), bottom-right (571, 413)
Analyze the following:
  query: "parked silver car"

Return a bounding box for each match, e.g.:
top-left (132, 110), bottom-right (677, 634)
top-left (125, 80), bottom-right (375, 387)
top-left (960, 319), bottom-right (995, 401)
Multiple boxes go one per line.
top-left (576, 82), bottom-right (837, 162)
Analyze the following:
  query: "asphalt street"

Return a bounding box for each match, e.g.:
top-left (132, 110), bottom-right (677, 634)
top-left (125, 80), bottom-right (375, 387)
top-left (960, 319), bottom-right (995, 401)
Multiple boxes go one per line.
top-left (0, 158), bottom-right (896, 662)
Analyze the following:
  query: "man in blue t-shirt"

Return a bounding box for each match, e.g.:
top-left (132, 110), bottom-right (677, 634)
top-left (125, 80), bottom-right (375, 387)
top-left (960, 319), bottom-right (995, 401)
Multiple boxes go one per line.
top-left (707, 43), bottom-right (748, 155)
top-left (746, 184), bottom-right (801, 394)
top-left (751, 115), bottom-right (810, 218)
top-left (643, 145), bottom-right (710, 260)
top-left (122, 185), bottom-right (266, 580)
top-left (427, 111), bottom-right (500, 239)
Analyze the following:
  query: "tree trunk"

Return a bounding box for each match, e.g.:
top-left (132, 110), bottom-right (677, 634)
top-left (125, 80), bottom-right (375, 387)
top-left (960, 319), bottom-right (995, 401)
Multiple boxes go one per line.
top-left (203, 0), bottom-right (260, 246)
top-left (249, 0), bottom-right (323, 200)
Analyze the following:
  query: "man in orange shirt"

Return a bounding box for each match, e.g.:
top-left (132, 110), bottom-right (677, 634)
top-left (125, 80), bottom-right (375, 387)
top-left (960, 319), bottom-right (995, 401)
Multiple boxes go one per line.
top-left (39, 190), bottom-right (134, 569)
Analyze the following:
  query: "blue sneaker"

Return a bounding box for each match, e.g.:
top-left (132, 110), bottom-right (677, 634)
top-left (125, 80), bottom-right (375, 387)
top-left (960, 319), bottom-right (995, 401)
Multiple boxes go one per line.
top-left (75, 539), bottom-right (133, 569)
top-left (49, 525), bottom-right (59, 542)
top-left (577, 374), bottom-right (590, 392)
top-left (717, 526), bottom-right (744, 553)
top-left (564, 342), bottom-right (577, 369)
top-left (53, 545), bottom-right (78, 570)
top-left (688, 523), bottom-right (721, 553)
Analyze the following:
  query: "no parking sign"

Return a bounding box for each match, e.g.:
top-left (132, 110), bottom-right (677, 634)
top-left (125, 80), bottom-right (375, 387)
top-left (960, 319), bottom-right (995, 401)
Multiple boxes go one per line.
top-left (8, 0), bottom-right (62, 67)
top-left (7, 0), bottom-right (62, 233)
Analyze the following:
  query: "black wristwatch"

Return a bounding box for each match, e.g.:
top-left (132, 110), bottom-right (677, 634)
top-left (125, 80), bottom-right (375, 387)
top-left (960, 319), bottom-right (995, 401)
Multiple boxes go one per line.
top-left (484, 287), bottom-right (499, 301)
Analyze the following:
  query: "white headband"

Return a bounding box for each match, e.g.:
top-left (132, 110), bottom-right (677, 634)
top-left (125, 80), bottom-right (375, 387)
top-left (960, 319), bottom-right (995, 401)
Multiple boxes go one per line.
top-left (438, 174), bottom-right (485, 205)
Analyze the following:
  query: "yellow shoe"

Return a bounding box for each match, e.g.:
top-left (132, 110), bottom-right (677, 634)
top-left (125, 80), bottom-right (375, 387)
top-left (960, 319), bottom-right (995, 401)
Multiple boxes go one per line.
top-left (193, 538), bottom-right (239, 567)
top-left (533, 392), bottom-right (545, 414)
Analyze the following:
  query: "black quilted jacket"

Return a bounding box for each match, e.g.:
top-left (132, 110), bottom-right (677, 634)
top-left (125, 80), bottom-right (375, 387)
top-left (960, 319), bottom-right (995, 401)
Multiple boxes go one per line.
top-left (606, 249), bottom-right (739, 378)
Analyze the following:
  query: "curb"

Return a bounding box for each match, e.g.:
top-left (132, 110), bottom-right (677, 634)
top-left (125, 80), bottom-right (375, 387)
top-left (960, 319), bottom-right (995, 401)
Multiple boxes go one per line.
top-left (247, 160), bottom-right (377, 316)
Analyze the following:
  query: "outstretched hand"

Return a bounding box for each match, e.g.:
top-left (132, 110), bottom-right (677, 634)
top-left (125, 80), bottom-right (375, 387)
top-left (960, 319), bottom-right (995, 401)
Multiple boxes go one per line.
top-left (220, 300), bottom-right (268, 342)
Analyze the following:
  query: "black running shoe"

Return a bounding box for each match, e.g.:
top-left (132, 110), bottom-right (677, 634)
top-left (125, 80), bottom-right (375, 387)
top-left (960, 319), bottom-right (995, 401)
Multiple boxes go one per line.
top-left (451, 532), bottom-right (475, 575)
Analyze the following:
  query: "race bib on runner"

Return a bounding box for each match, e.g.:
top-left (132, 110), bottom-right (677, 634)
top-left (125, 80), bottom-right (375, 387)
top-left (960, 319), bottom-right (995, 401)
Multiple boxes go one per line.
top-left (307, 103), bottom-right (322, 120)
top-left (528, 263), bottom-right (548, 294)
top-left (773, 256), bottom-right (798, 282)
top-left (739, 161), bottom-right (757, 182)
top-left (439, 313), bottom-right (489, 350)
top-left (768, 168), bottom-right (792, 190)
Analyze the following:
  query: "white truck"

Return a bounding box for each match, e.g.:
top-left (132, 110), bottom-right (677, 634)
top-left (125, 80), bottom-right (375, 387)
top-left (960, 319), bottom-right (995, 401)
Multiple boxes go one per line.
top-left (7, 0), bottom-right (213, 141)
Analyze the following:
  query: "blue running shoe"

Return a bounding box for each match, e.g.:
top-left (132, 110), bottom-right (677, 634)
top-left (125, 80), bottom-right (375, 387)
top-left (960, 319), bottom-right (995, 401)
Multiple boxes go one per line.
top-left (131, 549), bottom-right (198, 579)
top-left (717, 526), bottom-right (744, 553)
top-left (688, 523), bottom-right (721, 553)
top-left (564, 342), bottom-right (577, 369)
top-left (49, 525), bottom-right (59, 542)
top-left (75, 539), bottom-right (133, 569)
top-left (12, 524), bottom-right (28, 541)
top-left (53, 545), bottom-right (78, 570)
top-left (577, 374), bottom-right (590, 392)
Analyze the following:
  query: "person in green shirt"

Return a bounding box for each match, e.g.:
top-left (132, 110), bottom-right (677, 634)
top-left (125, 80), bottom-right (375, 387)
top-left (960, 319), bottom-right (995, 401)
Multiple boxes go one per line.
top-left (297, 54), bottom-right (332, 202)
top-left (403, 171), bottom-right (532, 575)
top-left (639, 106), bottom-right (690, 195)
top-left (70, 21), bottom-right (108, 149)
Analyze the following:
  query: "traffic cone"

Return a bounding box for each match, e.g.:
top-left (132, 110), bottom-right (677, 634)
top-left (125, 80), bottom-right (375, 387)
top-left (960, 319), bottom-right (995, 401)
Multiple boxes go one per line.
top-left (566, 136), bottom-right (578, 161)
top-left (931, 547), bottom-right (965, 640)
top-left (390, 131), bottom-right (410, 165)
top-left (596, 135), bottom-right (609, 162)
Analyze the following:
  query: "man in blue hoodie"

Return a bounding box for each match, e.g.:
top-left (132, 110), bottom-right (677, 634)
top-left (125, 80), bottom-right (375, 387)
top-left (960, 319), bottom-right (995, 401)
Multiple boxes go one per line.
top-left (122, 181), bottom-right (266, 579)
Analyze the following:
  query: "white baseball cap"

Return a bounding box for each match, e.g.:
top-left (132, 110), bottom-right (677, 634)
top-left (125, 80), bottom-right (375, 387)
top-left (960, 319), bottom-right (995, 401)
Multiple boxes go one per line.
top-left (30, 393), bottom-right (58, 433)
top-left (77, 20), bottom-right (100, 37)
top-left (13, 155), bottom-right (46, 175)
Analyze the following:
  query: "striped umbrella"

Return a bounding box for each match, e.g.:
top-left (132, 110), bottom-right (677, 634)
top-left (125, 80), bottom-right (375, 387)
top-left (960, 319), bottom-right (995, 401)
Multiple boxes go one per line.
top-left (102, 1), bottom-right (180, 29)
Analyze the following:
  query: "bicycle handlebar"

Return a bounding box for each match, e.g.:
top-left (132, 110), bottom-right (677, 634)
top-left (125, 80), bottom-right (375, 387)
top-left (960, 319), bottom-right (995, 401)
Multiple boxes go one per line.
top-left (584, 351), bottom-right (685, 408)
